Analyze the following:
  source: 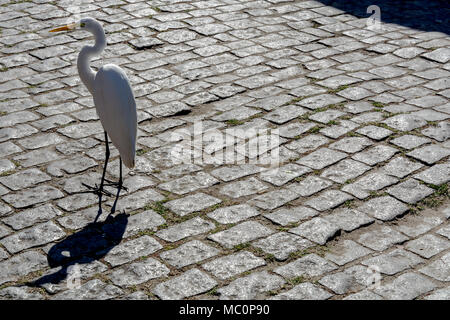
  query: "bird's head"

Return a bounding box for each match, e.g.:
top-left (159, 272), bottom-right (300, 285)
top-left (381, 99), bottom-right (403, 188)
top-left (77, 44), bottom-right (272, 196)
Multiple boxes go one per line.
top-left (49, 17), bottom-right (102, 33)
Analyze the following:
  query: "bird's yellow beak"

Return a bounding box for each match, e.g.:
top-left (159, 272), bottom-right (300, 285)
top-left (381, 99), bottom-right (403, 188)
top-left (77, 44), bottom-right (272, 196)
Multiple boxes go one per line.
top-left (49, 23), bottom-right (77, 33)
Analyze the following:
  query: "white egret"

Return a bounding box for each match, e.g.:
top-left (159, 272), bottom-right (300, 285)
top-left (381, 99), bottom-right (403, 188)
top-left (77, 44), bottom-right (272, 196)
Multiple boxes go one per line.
top-left (50, 18), bottom-right (137, 217)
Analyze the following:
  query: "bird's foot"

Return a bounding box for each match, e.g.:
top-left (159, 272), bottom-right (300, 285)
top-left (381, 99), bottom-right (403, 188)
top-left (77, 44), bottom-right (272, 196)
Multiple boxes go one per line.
top-left (81, 183), bottom-right (113, 197)
top-left (104, 179), bottom-right (128, 192)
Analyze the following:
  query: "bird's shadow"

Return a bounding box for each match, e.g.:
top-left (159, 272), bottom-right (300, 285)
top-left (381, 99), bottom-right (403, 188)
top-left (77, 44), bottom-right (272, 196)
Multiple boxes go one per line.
top-left (26, 212), bottom-right (129, 289)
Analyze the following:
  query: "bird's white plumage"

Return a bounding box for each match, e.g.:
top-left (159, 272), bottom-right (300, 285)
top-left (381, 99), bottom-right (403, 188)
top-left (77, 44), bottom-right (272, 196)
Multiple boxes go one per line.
top-left (93, 64), bottom-right (137, 168)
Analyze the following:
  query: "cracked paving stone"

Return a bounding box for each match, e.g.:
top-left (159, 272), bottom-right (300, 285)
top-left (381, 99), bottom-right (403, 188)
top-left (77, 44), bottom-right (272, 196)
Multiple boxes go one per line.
top-left (390, 134), bottom-right (431, 150)
top-left (271, 283), bottom-right (332, 300)
top-left (103, 236), bottom-right (163, 267)
top-left (202, 251), bottom-right (266, 280)
top-left (1, 221), bottom-right (66, 254)
top-left (217, 271), bottom-right (285, 300)
top-left (419, 252), bottom-right (450, 282)
top-left (407, 144), bottom-right (450, 165)
top-left (290, 217), bottom-right (340, 245)
top-left (153, 268), bottom-right (217, 300)
top-left (260, 164), bottom-right (311, 187)
top-left (352, 145), bottom-right (398, 166)
top-left (358, 196), bottom-right (409, 221)
top-left (51, 279), bottom-right (123, 300)
top-left (1, 203), bottom-right (61, 230)
top-left (356, 125), bottom-right (393, 140)
top-left (325, 240), bottom-right (373, 266)
top-left (319, 272), bottom-right (360, 295)
top-left (297, 147), bottom-right (347, 170)
top-left (219, 177), bottom-right (268, 198)
top-left (274, 253), bottom-right (338, 278)
top-left (362, 249), bottom-right (424, 275)
top-left (320, 159), bottom-right (370, 184)
top-left (263, 206), bottom-right (319, 226)
top-left (387, 179), bottom-right (434, 204)
top-left (0, 168), bottom-right (50, 191)
top-left (208, 221), bottom-right (274, 249)
top-left (164, 192), bottom-right (221, 216)
top-left (207, 204), bottom-right (260, 224)
top-left (405, 234), bottom-right (450, 258)
top-left (2, 185), bottom-right (64, 209)
top-left (382, 156), bottom-right (424, 178)
top-left (254, 232), bottom-right (314, 261)
top-left (109, 258), bottom-right (170, 287)
top-left (342, 172), bottom-right (399, 199)
top-left (0, 251), bottom-right (47, 285)
top-left (305, 190), bottom-right (353, 211)
top-left (374, 272), bottom-right (436, 300)
top-left (414, 163), bottom-right (450, 185)
top-left (160, 240), bottom-right (220, 268)
top-left (324, 209), bottom-right (374, 232)
top-left (156, 217), bottom-right (215, 243)
top-left (383, 114), bottom-right (427, 132)
top-left (159, 172), bottom-right (219, 195)
top-left (357, 226), bottom-right (409, 251)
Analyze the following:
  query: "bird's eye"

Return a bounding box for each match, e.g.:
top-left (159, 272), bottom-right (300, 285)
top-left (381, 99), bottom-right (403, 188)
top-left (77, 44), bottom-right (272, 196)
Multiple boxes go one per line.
top-left (80, 22), bottom-right (86, 27)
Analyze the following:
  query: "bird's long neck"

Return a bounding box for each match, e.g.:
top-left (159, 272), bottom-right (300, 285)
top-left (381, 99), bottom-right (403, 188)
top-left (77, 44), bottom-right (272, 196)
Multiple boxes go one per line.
top-left (77, 25), bottom-right (106, 95)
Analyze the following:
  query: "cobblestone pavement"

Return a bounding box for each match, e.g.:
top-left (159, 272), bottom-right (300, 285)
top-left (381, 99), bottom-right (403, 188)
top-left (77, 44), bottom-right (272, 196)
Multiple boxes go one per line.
top-left (0, 0), bottom-right (449, 300)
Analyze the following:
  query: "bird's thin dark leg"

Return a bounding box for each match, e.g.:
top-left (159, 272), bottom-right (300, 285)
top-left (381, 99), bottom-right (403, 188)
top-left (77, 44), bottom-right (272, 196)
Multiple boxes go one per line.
top-left (109, 157), bottom-right (124, 215)
top-left (94, 131), bottom-right (110, 223)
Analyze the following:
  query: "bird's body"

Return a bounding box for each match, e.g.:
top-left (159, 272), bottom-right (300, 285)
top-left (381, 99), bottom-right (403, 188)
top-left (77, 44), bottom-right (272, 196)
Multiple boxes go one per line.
top-left (51, 18), bottom-right (138, 217)
top-left (93, 64), bottom-right (137, 168)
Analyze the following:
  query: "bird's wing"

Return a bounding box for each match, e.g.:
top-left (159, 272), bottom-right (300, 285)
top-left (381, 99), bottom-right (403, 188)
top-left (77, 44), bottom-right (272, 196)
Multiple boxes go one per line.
top-left (93, 64), bottom-right (137, 168)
